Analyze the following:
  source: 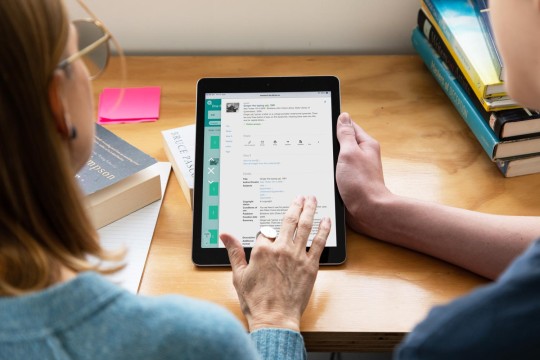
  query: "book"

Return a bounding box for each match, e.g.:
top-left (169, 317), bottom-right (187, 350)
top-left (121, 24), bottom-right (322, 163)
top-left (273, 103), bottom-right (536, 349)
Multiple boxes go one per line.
top-left (161, 124), bottom-right (195, 208)
top-left (412, 27), bottom-right (540, 162)
top-left (496, 154), bottom-right (540, 178)
top-left (76, 124), bottom-right (162, 229)
top-left (490, 108), bottom-right (540, 140)
top-left (421, 0), bottom-right (505, 100)
top-left (417, 9), bottom-right (517, 112)
top-left (471, 0), bottom-right (504, 81)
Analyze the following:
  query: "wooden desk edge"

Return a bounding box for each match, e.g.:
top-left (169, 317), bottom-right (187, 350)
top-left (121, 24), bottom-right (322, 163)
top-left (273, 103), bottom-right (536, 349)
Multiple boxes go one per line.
top-left (302, 332), bottom-right (405, 352)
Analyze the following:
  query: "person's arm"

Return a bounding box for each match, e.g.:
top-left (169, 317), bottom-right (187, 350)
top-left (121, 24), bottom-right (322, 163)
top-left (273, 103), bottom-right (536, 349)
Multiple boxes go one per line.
top-left (220, 195), bottom-right (330, 360)
top-left (336, 112), bottom-right (540, 280)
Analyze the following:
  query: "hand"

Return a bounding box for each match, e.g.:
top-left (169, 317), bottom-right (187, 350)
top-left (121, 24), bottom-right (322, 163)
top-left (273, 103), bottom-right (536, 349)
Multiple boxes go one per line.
top-left (335, 112), bottom-right (392, 234)
top-left (220, 195), bottom-right (330, 332)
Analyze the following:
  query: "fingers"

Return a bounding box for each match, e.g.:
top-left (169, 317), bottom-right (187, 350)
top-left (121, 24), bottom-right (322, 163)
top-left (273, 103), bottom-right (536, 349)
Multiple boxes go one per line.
top-left (252, 194), bottom-right (328, 258)
top-left (294, 196), bottom-right (318, 249)
top-left (276, 196), bottom-right (306, 245)
top-left (308, 217), bottom-right (331, 260)
top-left (220, 233), bottom-right (247, 273)
top-left (336, 112), bottom-right (376, 148)
top-left (255, 232), bottom-right (275, 247)
top-left (351, 120), bottom-right (377, 146)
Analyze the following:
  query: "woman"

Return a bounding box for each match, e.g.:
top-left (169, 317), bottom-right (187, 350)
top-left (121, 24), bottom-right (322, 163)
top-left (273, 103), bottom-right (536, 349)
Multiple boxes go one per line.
top-left (0, 1), bottom-right (329, 359)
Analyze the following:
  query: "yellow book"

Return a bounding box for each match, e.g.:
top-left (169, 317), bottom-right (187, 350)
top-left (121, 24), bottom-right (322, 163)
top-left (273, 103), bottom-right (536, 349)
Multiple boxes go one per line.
top-left (421, 0), bottom-right (505, 100)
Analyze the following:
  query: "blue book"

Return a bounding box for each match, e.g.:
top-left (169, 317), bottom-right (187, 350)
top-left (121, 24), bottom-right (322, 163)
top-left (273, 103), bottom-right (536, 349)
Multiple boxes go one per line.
top-left (76, 124), bottom-right (162, 228)
top-left (411, 27), bottom-right (540, 161)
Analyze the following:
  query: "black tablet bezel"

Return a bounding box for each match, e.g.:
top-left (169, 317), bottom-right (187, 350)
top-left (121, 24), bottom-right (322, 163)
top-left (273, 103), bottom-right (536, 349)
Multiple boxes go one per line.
top-left (192, 76), bottom-right (346, 266)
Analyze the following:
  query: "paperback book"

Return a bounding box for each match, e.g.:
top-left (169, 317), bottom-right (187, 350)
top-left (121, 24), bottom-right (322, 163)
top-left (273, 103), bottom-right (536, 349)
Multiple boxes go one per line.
top-left (161, 124), bottom-right (195, 208)
top-left (490, 108), bottom-right (540, 140)
top-left (417, 9), bottom-right (517, 112)
top-left (496, 154), bottom-right (540, 178)
top-left (76, 124), bottom-right (162, 228)
top-left (421, 0), bottom-right (505, 100)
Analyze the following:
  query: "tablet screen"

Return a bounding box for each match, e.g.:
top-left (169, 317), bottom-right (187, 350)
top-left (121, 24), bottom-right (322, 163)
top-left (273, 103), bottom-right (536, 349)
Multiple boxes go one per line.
top-left (193, 77), bottom-right (345, 265)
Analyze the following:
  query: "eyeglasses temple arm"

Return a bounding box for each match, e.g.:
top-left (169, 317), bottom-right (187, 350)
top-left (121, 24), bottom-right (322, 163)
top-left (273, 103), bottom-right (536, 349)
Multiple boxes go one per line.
top-left (58, 33), bottom-right (111, 69)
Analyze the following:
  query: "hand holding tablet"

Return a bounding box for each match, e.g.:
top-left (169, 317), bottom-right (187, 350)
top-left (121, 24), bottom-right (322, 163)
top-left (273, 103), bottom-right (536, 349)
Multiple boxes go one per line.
top-left (192, 76), bottom-right (346, 265)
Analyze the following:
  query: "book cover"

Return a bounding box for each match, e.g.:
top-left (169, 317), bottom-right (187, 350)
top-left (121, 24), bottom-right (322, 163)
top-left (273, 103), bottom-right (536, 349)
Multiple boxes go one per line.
top-left (76, 124), bottom-right (162, 228)
top-left (417, 9), bottom-right (517, 112)
top-left (421, 0), bottom-right (505, 99)
top-left (471, 0), bottom-right (504, 81)
top-left (161, 124), bottom-right (195, 208)
top-left (412, 27), bottom-right (540, 162)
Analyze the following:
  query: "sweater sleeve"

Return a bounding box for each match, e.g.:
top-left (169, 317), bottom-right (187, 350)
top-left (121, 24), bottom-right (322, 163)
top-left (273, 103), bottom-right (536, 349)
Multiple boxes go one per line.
top-left (250, 328), bottom-right (307, 360)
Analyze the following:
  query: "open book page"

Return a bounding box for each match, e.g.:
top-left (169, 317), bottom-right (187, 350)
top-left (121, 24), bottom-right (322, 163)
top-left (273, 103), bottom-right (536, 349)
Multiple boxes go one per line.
top-left (98, 162), bottom-right (171, 293)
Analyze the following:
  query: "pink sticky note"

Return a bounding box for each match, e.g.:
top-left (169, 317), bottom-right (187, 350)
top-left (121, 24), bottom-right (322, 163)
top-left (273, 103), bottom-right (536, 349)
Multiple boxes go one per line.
top-left (97, 117), bottom-right (158, 125)
top-left (98, 87), bottom-right (161, 124)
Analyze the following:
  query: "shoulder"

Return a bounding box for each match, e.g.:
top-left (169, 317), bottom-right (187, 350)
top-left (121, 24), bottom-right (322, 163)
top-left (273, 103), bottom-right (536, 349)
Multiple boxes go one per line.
top-left (105, 293), bottom-right (260, 359)
top-left (396, 239), bottom-right (540, 359)
top-left (125, 293), bottom-right (243, 336)
top-left (69, 274), bottom-right (259, 360)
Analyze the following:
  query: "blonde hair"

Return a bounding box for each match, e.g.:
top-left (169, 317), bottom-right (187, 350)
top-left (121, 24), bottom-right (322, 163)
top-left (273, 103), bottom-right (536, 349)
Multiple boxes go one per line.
top-left (0, 0), bottom-right (123, 296)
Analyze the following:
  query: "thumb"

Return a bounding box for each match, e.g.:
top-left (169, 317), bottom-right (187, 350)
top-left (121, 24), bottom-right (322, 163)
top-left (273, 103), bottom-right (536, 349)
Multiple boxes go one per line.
top-left (220, 233), bottom-right (248, 272)
top-left (336, 112), bottom-right (359, 152)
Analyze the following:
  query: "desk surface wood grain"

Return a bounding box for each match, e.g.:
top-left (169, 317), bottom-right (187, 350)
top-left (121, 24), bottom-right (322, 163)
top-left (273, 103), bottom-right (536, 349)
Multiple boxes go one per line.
top-left (92, 56), bottom-right (540, 352)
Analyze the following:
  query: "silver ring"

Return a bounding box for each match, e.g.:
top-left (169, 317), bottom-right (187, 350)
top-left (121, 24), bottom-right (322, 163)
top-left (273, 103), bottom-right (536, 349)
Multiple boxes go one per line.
top-left (256, 226), bottom-right (277, 240)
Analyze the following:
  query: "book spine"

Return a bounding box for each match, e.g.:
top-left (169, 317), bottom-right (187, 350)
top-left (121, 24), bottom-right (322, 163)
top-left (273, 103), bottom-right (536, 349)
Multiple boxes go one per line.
top-left (412, 27), bottom-right (498, 160)
top-left (417, 10), bottom-right (490, 118)
top-left (421, 0), bottom-right (495, 100)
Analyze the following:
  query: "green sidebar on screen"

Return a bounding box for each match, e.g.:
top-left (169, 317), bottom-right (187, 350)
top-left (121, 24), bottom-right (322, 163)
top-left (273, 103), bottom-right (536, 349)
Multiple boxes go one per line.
top-left (201, 98), bottom-right (221, 248)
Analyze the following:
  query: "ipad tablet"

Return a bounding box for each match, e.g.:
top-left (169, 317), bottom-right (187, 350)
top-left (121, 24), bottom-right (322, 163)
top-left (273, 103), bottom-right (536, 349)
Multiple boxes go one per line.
top-left (192, 76), bottom-right (346, 266)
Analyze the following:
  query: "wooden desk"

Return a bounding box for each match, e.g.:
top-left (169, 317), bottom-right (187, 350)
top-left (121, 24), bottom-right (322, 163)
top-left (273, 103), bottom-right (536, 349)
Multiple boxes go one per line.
top-left (93, 56), bottom-right (540, 352)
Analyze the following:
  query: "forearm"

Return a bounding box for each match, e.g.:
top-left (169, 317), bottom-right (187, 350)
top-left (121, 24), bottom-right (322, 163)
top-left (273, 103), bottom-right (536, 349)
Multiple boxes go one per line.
top-left (355, 194), bottom-right (540, 280)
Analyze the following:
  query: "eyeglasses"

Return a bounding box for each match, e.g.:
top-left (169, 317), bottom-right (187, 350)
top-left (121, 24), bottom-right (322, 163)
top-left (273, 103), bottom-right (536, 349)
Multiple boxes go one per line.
top-left (57, 19), bottom-right (111, 80)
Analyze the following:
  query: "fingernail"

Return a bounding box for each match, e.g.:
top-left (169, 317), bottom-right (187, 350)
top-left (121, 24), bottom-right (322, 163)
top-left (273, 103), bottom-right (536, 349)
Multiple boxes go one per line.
top-left (339, 113), bottom-right (351, 125)
top-left (322, 217), bottom-right (331, 225)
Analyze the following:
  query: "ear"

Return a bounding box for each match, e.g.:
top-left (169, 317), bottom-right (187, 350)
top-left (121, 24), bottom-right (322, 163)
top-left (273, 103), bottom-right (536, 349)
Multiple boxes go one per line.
top-left (48, 69), bottom-right (69, 138)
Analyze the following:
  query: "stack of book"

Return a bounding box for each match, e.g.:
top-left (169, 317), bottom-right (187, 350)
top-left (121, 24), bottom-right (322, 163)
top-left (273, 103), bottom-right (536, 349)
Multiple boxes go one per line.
top-left (412, 0), bottom-right (540, 177)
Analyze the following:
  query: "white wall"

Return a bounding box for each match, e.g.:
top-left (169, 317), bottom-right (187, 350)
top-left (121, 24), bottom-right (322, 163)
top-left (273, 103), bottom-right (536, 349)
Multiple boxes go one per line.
top-left (66, 0), bottom-right (419, 55)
